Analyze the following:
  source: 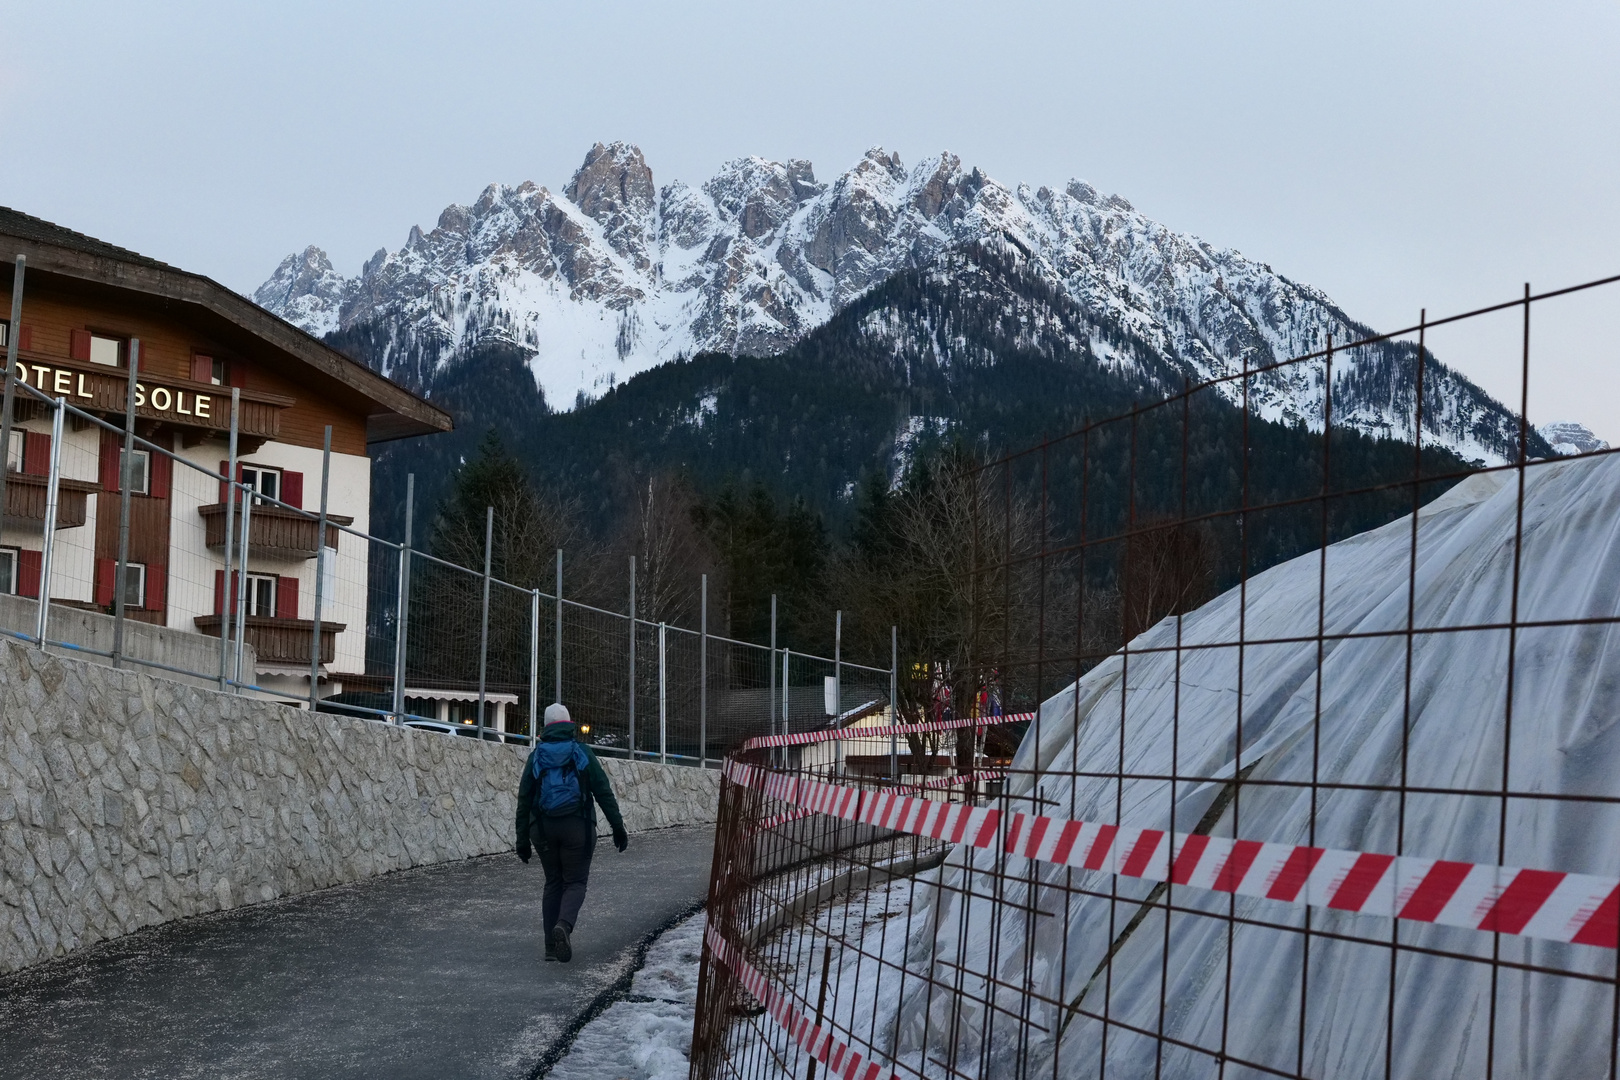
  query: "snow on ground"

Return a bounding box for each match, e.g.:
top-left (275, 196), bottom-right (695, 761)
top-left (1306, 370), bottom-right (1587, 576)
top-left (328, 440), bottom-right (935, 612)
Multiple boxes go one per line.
top-left (548, 911), bottom-right (708, 1080)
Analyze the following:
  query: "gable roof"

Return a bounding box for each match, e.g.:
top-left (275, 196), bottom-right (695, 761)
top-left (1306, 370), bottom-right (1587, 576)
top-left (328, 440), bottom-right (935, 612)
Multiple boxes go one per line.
top-left (0, 207), bottom-right (450, 443)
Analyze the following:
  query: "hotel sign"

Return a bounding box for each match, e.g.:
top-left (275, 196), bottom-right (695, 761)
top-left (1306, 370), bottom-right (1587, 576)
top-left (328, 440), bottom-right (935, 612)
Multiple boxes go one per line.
top-left (8, 358), bottom-right (290, 437)
top-left (13, 361), bottom-right (217, 420)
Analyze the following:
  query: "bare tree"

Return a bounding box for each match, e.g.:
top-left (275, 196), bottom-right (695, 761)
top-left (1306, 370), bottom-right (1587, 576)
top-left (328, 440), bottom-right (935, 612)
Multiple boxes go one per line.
top-left (607, 470), bottom-right (718, 626)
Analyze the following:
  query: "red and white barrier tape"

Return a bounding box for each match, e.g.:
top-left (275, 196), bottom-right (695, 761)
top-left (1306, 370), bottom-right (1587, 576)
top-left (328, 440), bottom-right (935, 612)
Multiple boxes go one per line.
top-left (722, 760), bottom-right (1620, 949)
top-left (705, 923), bottom-right (898, 1080)
top-left (741, 710), bottom-right (1033, 751)
top-left (751, 772), bottom-right (1005, 835)
top-left (910, 769), bottom-right (1005, 791)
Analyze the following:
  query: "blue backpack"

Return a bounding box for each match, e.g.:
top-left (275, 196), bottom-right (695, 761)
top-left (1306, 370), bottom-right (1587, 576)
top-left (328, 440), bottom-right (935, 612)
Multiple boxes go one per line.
top-left (531, 741), bottom-right (590, 818)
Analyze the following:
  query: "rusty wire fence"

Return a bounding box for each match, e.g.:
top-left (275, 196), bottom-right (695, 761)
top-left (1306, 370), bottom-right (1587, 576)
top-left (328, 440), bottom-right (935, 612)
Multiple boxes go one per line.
top-left (692, 274), bottom-right (1620, 1079)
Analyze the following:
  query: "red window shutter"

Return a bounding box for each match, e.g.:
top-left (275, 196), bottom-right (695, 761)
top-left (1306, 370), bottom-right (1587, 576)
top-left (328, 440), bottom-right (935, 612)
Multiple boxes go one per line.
top-left (218, 460), bottom-right (230, 504)
top-left (276, 576), bottom-right (299, 620)
top-left (22, 431), bottom-right (49, 476)
top-left (146, 564), bottom-right (167, 613)
top-left (17, 549), bottom-right (40, 598)
top-left (99, 430), bottom-right (122, 491)
top-left (17, 326), bottom-right (30, 351)
top-left (190, 354), bottom-right (212, 383)
top-left (228, 363), bottom-right (247, 389)
top-left (149, 450), bottom-right (171, 500)
top-left (95, 558), bottom-right (116, 606)
top-left (214, 568), bottom-right (225, 615)
top-left (69, 329), bottom-right (92, 362)
top-left (281, 470), bottom-right (303, 509)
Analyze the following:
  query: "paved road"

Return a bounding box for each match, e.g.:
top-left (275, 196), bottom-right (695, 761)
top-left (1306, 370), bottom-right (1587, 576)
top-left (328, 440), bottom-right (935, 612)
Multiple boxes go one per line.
top-left (0, 825), bottom-right (716, 1080)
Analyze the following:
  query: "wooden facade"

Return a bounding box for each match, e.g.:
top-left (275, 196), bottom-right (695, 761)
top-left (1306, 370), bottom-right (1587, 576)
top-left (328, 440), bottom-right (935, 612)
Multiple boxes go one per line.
top-left (0, 208), bottom-right (451, 685)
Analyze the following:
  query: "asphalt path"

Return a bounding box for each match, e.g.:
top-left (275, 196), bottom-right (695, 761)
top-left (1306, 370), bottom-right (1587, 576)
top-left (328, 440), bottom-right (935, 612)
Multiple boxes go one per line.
top-left (0, 825), bottom-right (716, 1080)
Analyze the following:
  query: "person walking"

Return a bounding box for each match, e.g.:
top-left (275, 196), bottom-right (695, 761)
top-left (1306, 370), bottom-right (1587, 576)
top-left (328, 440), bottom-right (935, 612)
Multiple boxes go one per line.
top-left (516, 702), bottom-right (629, 962)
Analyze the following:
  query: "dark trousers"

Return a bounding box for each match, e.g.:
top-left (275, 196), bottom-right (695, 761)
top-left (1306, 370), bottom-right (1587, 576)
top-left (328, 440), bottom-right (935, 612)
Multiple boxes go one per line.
top-left (538, 814), bottom-right (595, 935)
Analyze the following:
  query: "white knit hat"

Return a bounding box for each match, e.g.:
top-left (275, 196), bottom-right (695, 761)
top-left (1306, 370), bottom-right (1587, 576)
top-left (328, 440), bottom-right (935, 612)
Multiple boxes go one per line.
top-left (543, 702), bottom-right (571, 726)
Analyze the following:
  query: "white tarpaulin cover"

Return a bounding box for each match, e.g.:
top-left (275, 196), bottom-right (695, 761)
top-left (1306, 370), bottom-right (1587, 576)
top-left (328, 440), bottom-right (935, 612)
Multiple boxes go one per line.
top-left (884, 453), bottom-right (1620, 1079)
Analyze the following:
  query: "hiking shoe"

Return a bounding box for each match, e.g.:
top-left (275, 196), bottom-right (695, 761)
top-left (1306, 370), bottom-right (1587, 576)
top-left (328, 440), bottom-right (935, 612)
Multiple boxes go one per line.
top-left (551, 924), bottom-right (572, 963)
top-left (544, 940), bottom-right (558, 962)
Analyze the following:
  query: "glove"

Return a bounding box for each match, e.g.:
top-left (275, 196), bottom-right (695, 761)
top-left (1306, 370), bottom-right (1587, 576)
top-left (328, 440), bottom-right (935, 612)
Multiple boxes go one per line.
top-left (611, 825), bottom-right (628, 853)
top-left (517, 844), bottom-right (531, 863)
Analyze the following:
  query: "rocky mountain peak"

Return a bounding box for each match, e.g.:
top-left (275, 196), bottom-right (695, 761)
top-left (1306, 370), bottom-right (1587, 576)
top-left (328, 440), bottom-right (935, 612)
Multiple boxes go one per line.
top-left (703, 156), bottom-right (822, 240)
top-left (252, 245), bottom-right (348, 336)
top-left (1539, 422), bottom-right (1611, 456)
top-left (564, 142), bottom-right (656, 270)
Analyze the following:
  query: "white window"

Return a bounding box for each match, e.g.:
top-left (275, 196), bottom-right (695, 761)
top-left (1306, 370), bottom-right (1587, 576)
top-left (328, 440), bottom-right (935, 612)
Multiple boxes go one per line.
top-left (120, 448), bottom-right (150, 495)
top-left (89, 334), bottom-right (124, 367)
top-left (5, 429), bottom-right (20, 472)
top-left (0, 320), bottom-right (8, 349)
top-left (0, 547), bottom-right (16, 594)
top-left (120, 563), bottom-right (146, 609)
top-left (245, 573), bottom-right (278, 617)
top-left (241, 464), bottom-right (281, 504)
top-left (209, 357), bottom-right (228, 386)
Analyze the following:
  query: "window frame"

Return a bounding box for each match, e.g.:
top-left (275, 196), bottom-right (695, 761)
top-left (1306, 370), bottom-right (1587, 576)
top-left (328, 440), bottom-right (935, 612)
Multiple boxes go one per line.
top-left (240, 464), bottom-right (282, 505)
top-left (120, 562), bottom-right (147, 610)
top-left (5, 429), bottom-right (21, 472)
top-left (0, 546), bottom-right (17, 595)
top-left (88, 332), bottom-right (127, 368)
top-left (244, 572), bottom-right (278, 618)
top-left (119, 447), bottom-right (151, 496)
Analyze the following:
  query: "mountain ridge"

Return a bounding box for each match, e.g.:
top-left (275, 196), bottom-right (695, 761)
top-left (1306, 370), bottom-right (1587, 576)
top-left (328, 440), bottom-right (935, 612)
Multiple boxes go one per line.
top-left (258, 141), bottom-right (1537, 466)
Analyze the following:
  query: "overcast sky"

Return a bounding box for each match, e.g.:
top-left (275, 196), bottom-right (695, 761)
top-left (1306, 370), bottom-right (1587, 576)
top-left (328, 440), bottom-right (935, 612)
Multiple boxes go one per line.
top-left (2, 1), bottom-right (1615, 436)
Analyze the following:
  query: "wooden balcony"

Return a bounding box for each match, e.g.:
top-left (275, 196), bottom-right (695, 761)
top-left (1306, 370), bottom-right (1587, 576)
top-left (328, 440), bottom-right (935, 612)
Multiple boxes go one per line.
top-left (193, 614), bottom-right (346, 666)
top-left (198, 503), bottom-right (354, 560)
top-left (2, 471), bottom-right (95, 529)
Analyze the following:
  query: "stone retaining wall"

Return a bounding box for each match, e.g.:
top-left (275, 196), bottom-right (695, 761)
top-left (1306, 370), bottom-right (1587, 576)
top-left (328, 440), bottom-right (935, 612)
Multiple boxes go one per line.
top-left (0, 641), bottom-right (721, 975)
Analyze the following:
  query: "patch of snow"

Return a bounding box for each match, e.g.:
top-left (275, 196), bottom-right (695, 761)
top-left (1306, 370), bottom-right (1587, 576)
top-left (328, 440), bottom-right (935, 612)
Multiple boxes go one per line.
top-left (547, 911), bottom-right (707, 1080)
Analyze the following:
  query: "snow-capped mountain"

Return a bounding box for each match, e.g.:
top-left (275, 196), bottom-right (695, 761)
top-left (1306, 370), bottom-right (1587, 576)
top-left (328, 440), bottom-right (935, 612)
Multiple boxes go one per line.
top-left (255, 142), bottom-right (1533, 463)
top-left (1538, 422), bottom-right (1609, 456)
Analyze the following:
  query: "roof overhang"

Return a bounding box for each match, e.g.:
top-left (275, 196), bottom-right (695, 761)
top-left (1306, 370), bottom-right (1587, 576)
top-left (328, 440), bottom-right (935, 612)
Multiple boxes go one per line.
top-left (0, 214), bottom-right (451, 444)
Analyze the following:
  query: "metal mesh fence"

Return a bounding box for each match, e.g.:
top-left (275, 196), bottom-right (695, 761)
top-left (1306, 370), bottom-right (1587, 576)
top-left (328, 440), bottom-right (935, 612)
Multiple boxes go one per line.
top-left (0, 373), bottom-right (893, 765)
top-left (691, 274), bottom-right (1620, 1080)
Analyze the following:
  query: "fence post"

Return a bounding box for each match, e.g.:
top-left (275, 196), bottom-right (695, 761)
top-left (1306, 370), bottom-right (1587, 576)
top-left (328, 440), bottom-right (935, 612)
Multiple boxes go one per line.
top-left (111, 340), bottom-right (140, 667)
top-left (218, 389), bottom-right (240, 691)
top-left (781, 648), bottom-right (789, 765)
top-left (0, 255), bottom-right (24, 556)
top-left (232, 488), bottom-right (252, 691)
top-left (308, 425), bottom-right (331, 710)
top-left (834, 609), bottom-right (843, 777)
top-left (529, 588), bottom-right (540, 745)
top-left (554, 547), bottom-right (563, 704)
top-left (699, 573), bottom-right (707, 768)
top-left (769, 593), bottom-right (777, 765)
top-left (890, 625), bottom-right (899, 784)
top-left (34, 397), bottom-right (64, 646)
top-left (477, 505), bottom-right (492, 739)
top-left (658, 620), bottom-right (668, 765)
top-left (392, 473), bottom-right (413, 724)
top-left (627, 555), bottom-right (637, 760)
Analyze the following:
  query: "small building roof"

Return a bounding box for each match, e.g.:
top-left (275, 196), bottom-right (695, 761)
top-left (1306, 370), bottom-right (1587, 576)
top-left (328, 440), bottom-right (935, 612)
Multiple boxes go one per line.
top-left (0, 207), bottom-right (451, 443)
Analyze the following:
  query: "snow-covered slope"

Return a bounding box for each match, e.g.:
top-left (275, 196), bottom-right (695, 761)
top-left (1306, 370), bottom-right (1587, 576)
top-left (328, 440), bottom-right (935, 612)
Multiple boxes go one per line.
top-left (885, 451), bottom-right (1620, 1078)
top-left (255, 142), bottom-right (1530, 463)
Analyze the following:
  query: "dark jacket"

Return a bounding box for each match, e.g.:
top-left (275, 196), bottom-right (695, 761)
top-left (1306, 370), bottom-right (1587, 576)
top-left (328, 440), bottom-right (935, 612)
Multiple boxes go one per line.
top-left (515, 722), bottom-right (625, 850)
